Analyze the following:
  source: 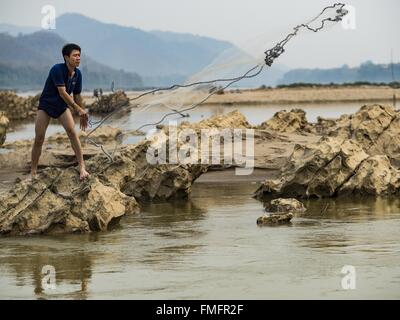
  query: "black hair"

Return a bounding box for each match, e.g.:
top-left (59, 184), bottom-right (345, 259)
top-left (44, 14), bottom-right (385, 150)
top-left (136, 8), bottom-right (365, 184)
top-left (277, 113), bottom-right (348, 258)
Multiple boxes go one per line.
top-left (62, 43), bottom-right (81, 62)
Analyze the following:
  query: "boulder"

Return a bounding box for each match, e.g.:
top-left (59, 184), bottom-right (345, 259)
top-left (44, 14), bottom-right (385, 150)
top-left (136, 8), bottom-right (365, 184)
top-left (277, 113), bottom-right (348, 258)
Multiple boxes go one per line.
top-left (257, 212), bottom-right (293, 225)
top-left (258, 108), bottom-right (313, 133)
top-left (0, 91), bottom-right (37, 120)
top-left (178, 110), bottom-right (251, 131)
top-left (328, 104), bottom-right (400, 165)
top-left (88, 139), bottom-right (208, 202)
top-left (88, 90), bottom-right (130, 114)
top-left (0, 111), bottom-right (9, 145)
top-left (265, 198), bottom-right (306, 213)
top-left (0, 167), bottom-right (139, 236)
top-left (254, 136), bottom-right (370, 198)
top-left (338, 155), bottom-right (400, 196)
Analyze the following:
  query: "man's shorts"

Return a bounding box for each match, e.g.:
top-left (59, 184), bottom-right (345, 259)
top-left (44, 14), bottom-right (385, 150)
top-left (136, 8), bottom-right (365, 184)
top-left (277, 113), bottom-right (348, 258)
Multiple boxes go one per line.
top-left (38, 105), bottom-right (67, 119)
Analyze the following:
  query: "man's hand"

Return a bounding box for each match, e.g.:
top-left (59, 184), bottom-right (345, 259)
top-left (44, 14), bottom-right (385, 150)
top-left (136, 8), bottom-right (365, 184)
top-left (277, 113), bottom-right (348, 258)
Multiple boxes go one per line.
top-left (78, 108), bottom-right (89, 131)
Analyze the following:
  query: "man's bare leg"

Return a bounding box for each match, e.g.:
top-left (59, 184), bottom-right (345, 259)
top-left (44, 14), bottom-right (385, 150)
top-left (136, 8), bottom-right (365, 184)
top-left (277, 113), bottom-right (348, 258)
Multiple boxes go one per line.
top-left (58, 108), bottom-right (89, 180)
top-left (31, 110), bottom-right (50, 178)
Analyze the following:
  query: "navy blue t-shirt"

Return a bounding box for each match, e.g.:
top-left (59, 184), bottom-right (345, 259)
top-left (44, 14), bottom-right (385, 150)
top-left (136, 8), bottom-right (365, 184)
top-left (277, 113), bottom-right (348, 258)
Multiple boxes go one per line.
top-left (39, 63), bottom-right (82, 118)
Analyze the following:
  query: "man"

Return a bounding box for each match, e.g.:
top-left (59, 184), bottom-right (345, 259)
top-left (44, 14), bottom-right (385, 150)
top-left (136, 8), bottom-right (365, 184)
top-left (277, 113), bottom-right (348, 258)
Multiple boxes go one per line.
top-left (31, 43), bottom-right (90, 180)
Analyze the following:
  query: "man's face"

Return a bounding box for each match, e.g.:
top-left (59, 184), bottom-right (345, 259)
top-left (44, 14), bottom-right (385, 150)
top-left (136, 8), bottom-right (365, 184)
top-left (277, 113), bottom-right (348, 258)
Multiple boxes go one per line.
top-left (65, 49), bottom-right (81, 67)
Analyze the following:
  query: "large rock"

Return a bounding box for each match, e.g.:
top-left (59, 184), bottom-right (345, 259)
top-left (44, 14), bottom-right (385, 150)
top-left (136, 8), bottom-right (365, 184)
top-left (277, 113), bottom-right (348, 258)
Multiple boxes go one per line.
top-left (328, 104), bottom-right (400, 166)
top-left (0, 167), bottom-right (139, 236)
top-left (0, 136), bottom-right (208, 235)
top-left (255, 133), bottom-right (400, 198)
top-left (0, 111), bottom-right (9, 145)
top-left (0, 91), bottom-right (37, 120)
top-left (338, 155), bottom-right (400, 196)
top-left (258, 108), bottom-right (313, 133)
top-left (254, 136), bottom-right (370, 198)
top-left (88, 139), bottom-right (208, 202)
top-left (265, 198), bottom-right (306, 213)
top-left (88, 90), bottom-right (130, 114)
top-left (177, 110), bottom-right (251, 131)
top-left (257, 212), bottom-right (293, 225)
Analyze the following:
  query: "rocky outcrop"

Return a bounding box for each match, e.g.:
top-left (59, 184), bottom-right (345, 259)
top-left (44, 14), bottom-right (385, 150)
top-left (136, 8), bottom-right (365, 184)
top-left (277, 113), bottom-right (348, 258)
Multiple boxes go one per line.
top-left (88, 91), bottom-right (130, 114)
top-left (339, 155), bottom-right (400, 196)
top-left (258, 108), bottom-right (313, 133)
top-left (0, 91), bottom-right (38, 120)
top-left (255, 105), bottom-right (400, 199)
top-left (88, 140), bottom-right (208, 202)
top-left (0, 138), bottom-right (207, 235)
top-left (0, 167), bottom-right (139, 236)
top-left (255, 135), bottom-right (400, 199)
top-left (257, 212), bottom-right (293, 225)
top-left (2, 126), bottom-right (122, 150)
top-left (0, 112), bottom-right (9, 146)
top-left (257, 198), bottom-right (306, 226)
top-left (177, 110), bottom-right (251, 131)
top-left (49, 126), bottom-right (123, 145)
top-left (264, 198), bottom-right (306, 213)
top-left (327, 104), bottom-right (400, 165)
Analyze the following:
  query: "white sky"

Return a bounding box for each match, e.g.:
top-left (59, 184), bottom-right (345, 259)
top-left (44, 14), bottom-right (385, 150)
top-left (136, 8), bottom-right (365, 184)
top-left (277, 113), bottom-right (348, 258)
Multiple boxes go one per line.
top-left (0, 0), bottom-right (399, 69)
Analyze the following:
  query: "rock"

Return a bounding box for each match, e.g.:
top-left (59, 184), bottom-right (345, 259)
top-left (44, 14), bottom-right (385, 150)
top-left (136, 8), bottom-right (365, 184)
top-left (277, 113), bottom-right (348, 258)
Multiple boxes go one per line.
top-left (313, 116), bottom-right (339, 135)
top-left (258, 108), bottom-right (313, 133)
top-left (0, 111), bottom-right (9, 145)
top-left (88, 90), bottom-right (130, 114)
top-left (254, 136), bottom-right (370, 198)
top-left (330, 104), bottom-right (395, 140)
top-left (178, 110), bottom-right (251, 131)
top-left (338, 155), bottom-right (400, 196)
top-left (48, 126), bottom-right (123, 145)
top-left (265, 198), bottom-right (306, 213)
top-left (0, 136), bottom-right (209, 235)
top-left (0, 91), bottom-right (38, 120)
top-left (317, 104), bottom-right (400, 168)
top-left (0, 167), bottom-right (139, 236)
top-left (257, 212), bottom-right (293, 225)
top-left (255, 130), bottom-right (400, 199)
top-left (88, 139), bottom-right (208, 202)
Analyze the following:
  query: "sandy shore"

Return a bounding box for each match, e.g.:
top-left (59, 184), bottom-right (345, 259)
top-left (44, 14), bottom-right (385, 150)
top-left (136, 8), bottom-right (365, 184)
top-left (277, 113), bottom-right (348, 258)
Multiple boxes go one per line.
top-left (101, 85), bottom-right (400, 106)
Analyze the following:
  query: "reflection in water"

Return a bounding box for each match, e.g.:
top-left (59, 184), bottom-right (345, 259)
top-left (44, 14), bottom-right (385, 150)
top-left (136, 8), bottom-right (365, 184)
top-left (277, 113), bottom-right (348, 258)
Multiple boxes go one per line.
top-left (0, 238), bottom-right (94, 299)
top-left (0, 180), bottom-right (400, 299)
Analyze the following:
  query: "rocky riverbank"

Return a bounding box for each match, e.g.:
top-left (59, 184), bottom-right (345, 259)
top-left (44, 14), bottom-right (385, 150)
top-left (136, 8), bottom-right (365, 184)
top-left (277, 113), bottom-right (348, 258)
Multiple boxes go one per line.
top-left (1, 104), bottom-right (399, 235)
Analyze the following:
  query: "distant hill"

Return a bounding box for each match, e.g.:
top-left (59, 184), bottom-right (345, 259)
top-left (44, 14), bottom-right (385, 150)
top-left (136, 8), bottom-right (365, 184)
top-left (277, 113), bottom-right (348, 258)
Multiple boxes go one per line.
top-left (279, 61), bottom-right (400, 85)
top-left (52, 13), bottom-right (237, 86)
top-left (0, 31), bottom-right (143, 90)
top-left (0, 23), bottom-right (39, 36)
top-left (0, 17), bottom-right (287, 88)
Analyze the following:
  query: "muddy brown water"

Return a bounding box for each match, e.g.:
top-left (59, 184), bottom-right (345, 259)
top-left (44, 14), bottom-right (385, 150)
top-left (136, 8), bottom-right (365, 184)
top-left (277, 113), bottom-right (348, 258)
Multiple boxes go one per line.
top-left (1, 103), bottom-right (400, 299)
top-left (0, 173), bottom-right (400, 299)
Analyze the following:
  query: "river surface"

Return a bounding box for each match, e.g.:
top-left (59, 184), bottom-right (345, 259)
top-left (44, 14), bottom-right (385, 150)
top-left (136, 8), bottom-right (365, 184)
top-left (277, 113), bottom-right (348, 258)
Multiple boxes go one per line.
top-left (0, 178), bottom-right (399, 299)
top-left (1, 102), bottom-right (399, 299)
top-left (6, 102), bottom-right (368, 143)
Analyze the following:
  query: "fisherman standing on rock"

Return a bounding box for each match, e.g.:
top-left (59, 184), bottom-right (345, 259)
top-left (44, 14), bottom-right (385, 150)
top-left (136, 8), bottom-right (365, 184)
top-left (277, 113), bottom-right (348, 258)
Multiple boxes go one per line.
top-left (31, 43), bottom-right (90, 180)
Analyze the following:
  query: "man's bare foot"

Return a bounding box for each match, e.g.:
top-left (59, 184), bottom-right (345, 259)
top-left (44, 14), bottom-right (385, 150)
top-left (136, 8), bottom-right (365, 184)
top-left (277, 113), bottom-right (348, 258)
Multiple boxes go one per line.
top-left (30, 170), bottom-right (37, 182)
top-left (79, 167), bottom-right (90, 180)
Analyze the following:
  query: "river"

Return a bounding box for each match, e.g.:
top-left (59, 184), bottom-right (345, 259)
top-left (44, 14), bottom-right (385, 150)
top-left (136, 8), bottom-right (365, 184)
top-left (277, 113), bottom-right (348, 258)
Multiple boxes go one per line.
top-left (1, 102), bottom-right (399, 299)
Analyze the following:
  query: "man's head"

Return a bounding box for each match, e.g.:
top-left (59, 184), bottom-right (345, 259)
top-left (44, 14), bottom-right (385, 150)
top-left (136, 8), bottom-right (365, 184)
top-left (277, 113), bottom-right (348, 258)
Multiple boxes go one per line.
top-left (62, 43), bottom-right (81, 68)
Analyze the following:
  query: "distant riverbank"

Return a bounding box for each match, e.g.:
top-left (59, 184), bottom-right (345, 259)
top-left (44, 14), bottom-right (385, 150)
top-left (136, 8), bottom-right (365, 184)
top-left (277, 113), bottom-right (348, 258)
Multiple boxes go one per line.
top-left (119, 85), bottom-right (400, 107)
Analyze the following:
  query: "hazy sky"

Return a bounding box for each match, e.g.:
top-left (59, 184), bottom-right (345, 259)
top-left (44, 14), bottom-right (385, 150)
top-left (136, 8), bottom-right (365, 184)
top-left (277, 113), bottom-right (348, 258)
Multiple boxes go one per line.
top-left (0, 0), bottom-right (399, 69)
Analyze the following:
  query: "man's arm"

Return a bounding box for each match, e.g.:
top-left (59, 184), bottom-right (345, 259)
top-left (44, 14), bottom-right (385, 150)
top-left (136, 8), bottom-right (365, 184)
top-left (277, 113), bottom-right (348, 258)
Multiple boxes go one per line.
top-left (73, 93), bottom-right (85, 109)
top-left (57, 86), bottom-right (88, 130)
